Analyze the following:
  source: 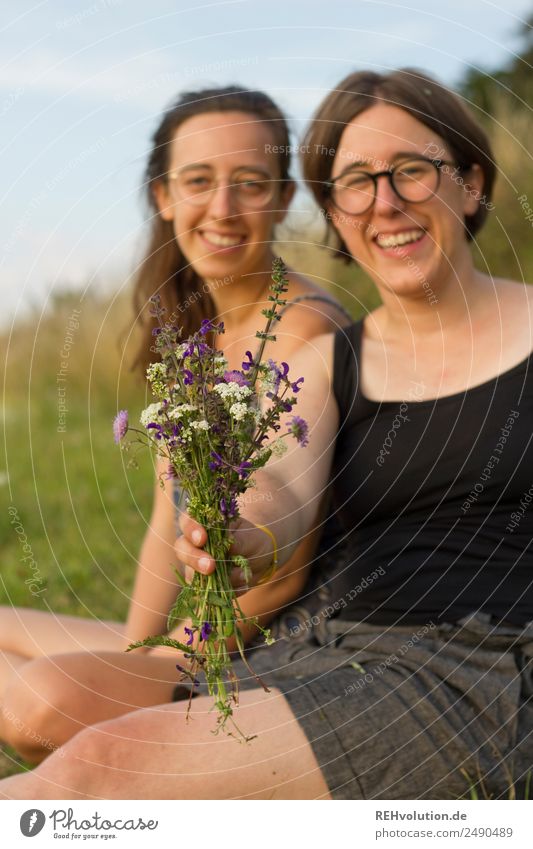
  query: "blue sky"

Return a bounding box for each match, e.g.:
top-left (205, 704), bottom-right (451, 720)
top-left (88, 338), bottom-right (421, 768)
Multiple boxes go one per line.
top-left (2, 0), bottom-right (531, 325)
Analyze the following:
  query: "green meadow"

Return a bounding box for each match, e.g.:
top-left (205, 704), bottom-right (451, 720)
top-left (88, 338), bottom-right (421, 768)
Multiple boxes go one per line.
top-left (1, 77), bottom-right (532, 786)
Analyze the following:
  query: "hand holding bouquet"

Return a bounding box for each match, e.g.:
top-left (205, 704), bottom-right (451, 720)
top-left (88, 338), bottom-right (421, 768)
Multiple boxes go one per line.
top-left (114, 258), bottom-right (308, 739)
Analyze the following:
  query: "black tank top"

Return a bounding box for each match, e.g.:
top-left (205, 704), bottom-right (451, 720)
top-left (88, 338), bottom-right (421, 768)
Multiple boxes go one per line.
top-left (331, 320), bottom-right (533, 626)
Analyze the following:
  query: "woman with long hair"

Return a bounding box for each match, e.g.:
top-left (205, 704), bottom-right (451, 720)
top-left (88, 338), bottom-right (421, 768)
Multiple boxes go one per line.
top-left (0, 85), bottom-right (349, 763)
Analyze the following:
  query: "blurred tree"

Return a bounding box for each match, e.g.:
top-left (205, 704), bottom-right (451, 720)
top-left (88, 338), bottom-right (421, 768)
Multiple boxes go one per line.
top-left (460, 12), bottom-right (533, 114)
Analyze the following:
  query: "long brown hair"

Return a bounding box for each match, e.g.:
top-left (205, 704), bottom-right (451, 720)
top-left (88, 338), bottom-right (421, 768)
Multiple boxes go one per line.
top-left (301, 68), bottom-right (496, 259)
top-left (132, 86), bottom-right (293, 376)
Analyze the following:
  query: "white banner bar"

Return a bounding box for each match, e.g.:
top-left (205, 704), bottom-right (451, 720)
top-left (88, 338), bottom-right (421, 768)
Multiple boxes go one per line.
top-left (1, 799), bottom-right (531, 848)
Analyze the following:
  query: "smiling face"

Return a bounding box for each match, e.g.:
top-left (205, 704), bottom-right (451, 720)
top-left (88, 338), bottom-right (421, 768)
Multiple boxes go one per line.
top-left (328, 103), bottom-right (484, 301)
top-left (152, 111), bottom-right (293, 282)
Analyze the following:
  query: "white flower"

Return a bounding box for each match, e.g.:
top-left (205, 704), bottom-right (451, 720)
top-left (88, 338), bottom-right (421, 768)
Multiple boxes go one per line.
top-left (214, 382), bottom-right (253, 402)
top-left (140, 402), bottom-right (164, 427)
top-left (190, 420), bottom-right (209, 431)
top-left (270, 438), bottom-right (288, 457)
top-left (146, 362), bottom-right (167, 381)
top-left (169, 404), bottom-right (197, 418)
top-left (230, 402), bottom-right (250, 421)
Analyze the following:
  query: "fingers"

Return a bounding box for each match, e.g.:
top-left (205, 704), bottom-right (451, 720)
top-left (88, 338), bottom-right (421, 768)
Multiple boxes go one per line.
top-left (174, 534), bottom-right (215, 576)
top-left (176, 560), bottom-right (195, 585)
top-left (178, 512), bottom-right (208, 547)
top-left (174, 513), bottom-right (275, 590)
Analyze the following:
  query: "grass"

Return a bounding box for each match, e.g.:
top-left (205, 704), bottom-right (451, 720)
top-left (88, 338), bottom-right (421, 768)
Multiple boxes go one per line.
top-left (459, 766), bottom-right (532, 801)
top-left (1, 289), bottom-right (154, 619)
top-left (1, 181), bottom-right (533, 784)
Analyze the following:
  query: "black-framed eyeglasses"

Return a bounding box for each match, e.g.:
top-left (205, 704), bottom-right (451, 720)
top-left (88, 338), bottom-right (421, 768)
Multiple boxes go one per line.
top-left (324, 156), bottom-right (466, 216)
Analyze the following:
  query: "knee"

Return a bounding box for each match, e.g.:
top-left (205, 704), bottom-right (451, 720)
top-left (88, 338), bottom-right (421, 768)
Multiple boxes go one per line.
top-left (2, 658), bottom-right (79, 762)
top-left (46, 721), bottom-right (129, 798)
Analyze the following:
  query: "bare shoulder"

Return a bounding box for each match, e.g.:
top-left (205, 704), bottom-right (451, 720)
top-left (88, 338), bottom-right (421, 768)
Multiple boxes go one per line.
top-left (495, 277), bottom-right (533, 326)
top-left (282, 269), bottom-right (352, 337)
top-left (289, 331), bottom-right (336, 379)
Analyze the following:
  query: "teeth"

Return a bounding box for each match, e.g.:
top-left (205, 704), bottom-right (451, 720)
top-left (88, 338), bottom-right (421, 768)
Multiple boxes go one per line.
top-left (376, 229), bottom-right (425, 249)
top-left (203, 232), bottom-right (242, 247)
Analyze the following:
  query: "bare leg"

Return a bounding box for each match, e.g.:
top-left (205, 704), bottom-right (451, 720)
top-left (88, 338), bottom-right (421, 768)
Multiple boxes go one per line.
top-left (1, 649), bottom-right (186, 759)
top-left (0, 606), bottom-right (125, 711)
top-left (0, 606), bottom-right (124, 660)
top-left (0, 650), bottom-right (28, 694)
top-left (0, 609), bottom-right (125, 751)
top-left (0, 689), bottom-right (331, 800)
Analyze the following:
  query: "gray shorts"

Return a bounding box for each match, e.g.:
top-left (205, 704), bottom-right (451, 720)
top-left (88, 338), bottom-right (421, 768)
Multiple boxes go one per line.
top-left (232, 610), bottom-right (533, 800)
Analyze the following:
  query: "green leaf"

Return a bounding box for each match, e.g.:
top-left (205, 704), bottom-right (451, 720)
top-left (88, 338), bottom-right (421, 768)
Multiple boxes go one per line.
top-left (207, 591), bottom-right (229, 606)
top-left (127, 635), bottom-right (191, 653)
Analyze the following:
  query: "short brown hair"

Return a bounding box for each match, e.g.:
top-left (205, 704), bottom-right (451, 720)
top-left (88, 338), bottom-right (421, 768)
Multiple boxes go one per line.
top-left (301, 68), bottom-right (496, 256)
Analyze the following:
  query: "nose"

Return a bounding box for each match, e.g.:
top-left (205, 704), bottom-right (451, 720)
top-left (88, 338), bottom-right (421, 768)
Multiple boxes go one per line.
top-left (373, 174), bottom-right (404, 216)
top-left (205, 181), bottom-right (238, 219)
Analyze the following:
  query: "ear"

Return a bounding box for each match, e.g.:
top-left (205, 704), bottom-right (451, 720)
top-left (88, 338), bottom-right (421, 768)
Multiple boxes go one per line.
top-left (273, 179), bottom-right (296, 223)
top-left (461, 164), bottom-right (486, 218)
top-left (151, 179), bottom-right (175, 222)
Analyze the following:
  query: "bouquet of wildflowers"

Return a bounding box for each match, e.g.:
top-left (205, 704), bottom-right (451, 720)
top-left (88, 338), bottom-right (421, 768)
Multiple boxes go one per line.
top-left (113, 258), bottom-right (308, 739)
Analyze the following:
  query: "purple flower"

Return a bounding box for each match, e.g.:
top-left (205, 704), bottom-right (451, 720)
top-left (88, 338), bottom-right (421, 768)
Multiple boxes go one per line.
top-left (165, 464), bottom-right (178, 479)
top-left (220, 494), bottom-right (238, 518)
top-left (148, 294), bottom-right (165, 317)
top-left (200, 319), bottom-right (224, 335)
top-left (183, 341), bottom-right (210, 357)
top-left (184, 626), bottom-right (195, 646)
top-left (113, 410), bottom-right (129, 443)
top-left (288, 415), bottom-right (309, 447)
top-left (183, 368), bottom-right (194, 385)
top-left (291, 377), bottom-right (304, 393)
top-left (223, 370), bottom-right (249, 386)
top-left (147, 422), bottom-right (163, 440)
top-left (267, 359), bottom-right (281, 393)
top-left (280, 362), bottom-right (289, 377)
top-left (237, 460), bottom-right (252, 479)
top-left (200, 622), bottom-right (212, 641)
top-left (242, 351), bottom-right (254, 372)
top-left (208, 451), bottom-right (224, 471)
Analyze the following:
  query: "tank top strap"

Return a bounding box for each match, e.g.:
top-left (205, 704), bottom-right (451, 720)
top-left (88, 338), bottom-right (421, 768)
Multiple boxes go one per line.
top-left (333, 319), bottom-right (376, 425)
top-left (279, 293), bottom-right (353, 323)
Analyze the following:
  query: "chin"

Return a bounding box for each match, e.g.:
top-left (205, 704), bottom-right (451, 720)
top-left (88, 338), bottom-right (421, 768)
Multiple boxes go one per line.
top-left (377, 275), bottom-right (435, 300)
top-left (191, 256), bottom-right (242, 279)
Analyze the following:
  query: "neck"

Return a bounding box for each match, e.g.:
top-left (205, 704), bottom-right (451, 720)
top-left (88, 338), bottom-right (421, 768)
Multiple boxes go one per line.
top-left (206, 250), bottom-right (277, 334)
top-left (376, 252), bottom-right (489, 341)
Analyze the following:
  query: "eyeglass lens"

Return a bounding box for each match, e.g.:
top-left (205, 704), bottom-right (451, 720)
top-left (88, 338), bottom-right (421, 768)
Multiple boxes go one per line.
top-left (331, 159), bottom-right (440, 214)
top-left (170, 169), bottom-right (274, 208)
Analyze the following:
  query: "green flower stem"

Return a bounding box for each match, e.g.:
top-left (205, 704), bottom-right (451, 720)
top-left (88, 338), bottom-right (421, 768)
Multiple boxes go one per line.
top-left (248, 258), bottom-right (289, 388)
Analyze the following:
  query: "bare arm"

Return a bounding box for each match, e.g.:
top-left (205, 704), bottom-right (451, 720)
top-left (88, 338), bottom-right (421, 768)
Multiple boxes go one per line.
top-left (176, 333), bottom-right (339, 586)
top-left (125, 458), bottom-right (181, 644)
top-left (127, 444), bottom-right (328, 651)
top-left (129, 330), bottom-right (339, 647)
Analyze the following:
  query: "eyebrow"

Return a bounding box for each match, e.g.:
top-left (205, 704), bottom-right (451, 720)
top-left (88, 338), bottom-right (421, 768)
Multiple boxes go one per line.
top-left (173, 163), bottom-right (273, 177)
top-left (332, 152), bottom-right (427, 180)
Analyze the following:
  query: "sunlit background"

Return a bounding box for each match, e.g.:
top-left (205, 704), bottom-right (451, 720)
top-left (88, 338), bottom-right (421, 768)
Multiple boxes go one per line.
top-left (2, 0), bottom-right (532, 322)
top-left (1, 0), bottom-right (532, 778)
